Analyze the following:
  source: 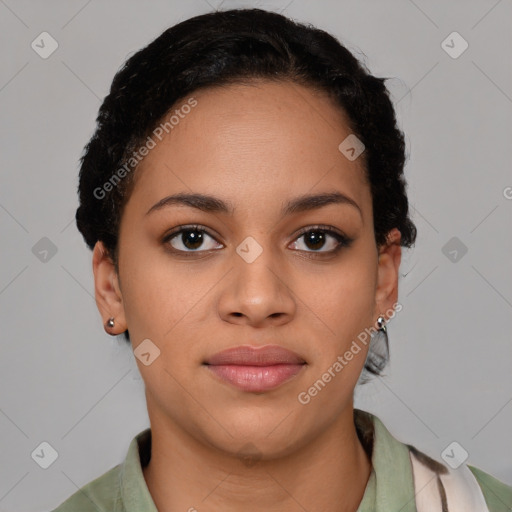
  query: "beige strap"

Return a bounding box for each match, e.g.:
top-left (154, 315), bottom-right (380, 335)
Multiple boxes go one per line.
top-left (410, 450), bottom-right (490, 511)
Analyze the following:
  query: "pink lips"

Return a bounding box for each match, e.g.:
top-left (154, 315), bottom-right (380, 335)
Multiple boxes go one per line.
top-left (204, 345), bottom-right (306, 392)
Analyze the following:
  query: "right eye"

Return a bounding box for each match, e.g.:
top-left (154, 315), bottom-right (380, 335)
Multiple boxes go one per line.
top-left (163, 224), bottom-right (224, 254)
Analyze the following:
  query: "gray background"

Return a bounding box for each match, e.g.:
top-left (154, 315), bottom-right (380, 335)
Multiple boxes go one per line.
top-left (0, 0), bottom-right (511, 510)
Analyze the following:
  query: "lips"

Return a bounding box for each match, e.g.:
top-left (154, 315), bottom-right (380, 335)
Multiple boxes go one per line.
top-left (204, 345), bottom-right (306, 392)
top-left (205, 345), bottom-right (306, 366)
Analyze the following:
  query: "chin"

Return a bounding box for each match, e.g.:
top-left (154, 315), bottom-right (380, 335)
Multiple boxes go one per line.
top-left (200, 406), bottom-right (306, 455)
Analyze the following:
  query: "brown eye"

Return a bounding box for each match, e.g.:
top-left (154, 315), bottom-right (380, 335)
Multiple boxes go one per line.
top-left (163, 225), bottom-right (223, 253)
top-left (289, 226), bottom-right (353, 254)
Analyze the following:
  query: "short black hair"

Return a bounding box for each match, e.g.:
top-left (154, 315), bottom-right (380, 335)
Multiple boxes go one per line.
top-left (76, 8), bottom-right (417, 380)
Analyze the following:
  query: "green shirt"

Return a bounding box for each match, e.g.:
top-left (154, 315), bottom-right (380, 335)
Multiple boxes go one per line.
top-left (51, 409), bottom-right (512, 511)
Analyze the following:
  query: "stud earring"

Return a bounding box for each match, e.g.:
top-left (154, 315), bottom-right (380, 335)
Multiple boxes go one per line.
top-left (376, 315), bottom-right (386, 333)
top-left (106, 317), bottom-right (115, 329)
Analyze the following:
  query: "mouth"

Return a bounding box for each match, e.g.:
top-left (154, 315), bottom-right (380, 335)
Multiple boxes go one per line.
top-left (203, 345), bottom-right (306, 393)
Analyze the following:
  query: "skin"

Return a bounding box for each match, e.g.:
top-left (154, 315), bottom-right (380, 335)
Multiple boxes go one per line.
top-left (92, 80), bottom-right (402, 511)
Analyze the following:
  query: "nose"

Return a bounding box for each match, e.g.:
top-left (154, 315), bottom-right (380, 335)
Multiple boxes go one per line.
top-left (216, 240), bottom-right (297, 328)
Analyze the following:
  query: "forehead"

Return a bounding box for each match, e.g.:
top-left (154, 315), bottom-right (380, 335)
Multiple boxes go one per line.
top-left (130, 80), bottom-right (370, 217)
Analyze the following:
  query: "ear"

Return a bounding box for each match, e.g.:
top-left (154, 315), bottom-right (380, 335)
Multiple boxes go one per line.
top-left (92, 241), bottom-right (127, 335)
top-left (374, 228), bottom-right (402, 321)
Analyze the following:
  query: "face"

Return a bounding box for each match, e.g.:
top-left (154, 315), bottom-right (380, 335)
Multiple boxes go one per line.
top-left (93, 80), bottom-right (401, 459)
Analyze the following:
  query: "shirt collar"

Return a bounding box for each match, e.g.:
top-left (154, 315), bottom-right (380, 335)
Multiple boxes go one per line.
top-left (119, 409), bottom-right (417, 512)
top-left (119, 427), bottom-right (157, 511)
top-left (355, 408), bottom-right (417, 512)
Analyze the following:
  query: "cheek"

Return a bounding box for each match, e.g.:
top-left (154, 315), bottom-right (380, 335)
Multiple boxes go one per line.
top-left (119, 243), bottom-right (221, 357)
top-left (304, 254), bottom-right (377, 349)
top-left (117, 241), bottom-right (186, 339)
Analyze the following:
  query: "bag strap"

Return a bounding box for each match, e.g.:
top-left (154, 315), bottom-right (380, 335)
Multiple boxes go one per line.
top-left (409, 448), bottom-right (489, 511)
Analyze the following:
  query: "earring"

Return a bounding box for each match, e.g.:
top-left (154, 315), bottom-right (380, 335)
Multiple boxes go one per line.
top-left (106, 317), bottom-right (115, 329)
top-left (376, 315), bottom-right (386, 333)
top-left (357, 314), bottom-right (389, 384)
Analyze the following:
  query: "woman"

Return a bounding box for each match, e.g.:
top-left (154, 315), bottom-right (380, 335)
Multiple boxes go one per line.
top-left (52, 8), bottom-right (512, 511)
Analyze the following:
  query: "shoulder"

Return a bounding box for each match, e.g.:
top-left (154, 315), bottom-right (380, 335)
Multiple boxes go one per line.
top-left (468, 464), bottom-right (512, 511)
top-left (50, 463), bottom-right (122, 511)
top-left (359, 409), bottom-right (512, 511)
top-left (407, 444), bottom-right (512, 512)
top-left (50, 427), bottom-right (152, 511)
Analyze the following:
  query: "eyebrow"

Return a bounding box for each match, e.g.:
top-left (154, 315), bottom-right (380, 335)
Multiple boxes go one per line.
top-left (145, 191), bottom-right (362, 218)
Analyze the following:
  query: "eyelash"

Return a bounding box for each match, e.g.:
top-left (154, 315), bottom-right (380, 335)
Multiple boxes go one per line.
top-left (162, 224), bottom-right (354, 258)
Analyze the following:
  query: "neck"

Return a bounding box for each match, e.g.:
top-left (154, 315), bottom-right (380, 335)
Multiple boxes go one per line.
top-left (142, 403), bottom-right (372, 512)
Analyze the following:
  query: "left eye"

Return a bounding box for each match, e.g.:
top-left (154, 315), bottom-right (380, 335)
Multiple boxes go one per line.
top-left (290, 227), bottom-right (350, 253)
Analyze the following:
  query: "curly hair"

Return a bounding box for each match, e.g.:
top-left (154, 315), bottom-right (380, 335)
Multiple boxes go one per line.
top-left (75, 8), bottom-right (417, 380)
